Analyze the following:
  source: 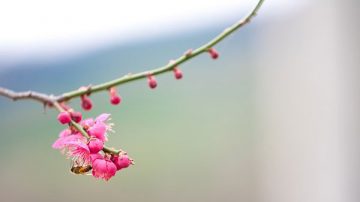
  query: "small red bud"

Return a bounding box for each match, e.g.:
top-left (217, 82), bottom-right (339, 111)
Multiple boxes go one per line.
top-left (208, 48), bottom-right (219, 59)
top-left (173, 67), bottom-right (183, 80)
top-left (70, 111), bottom-right (82, 123)
top-left (57, 111), bottom-right (71, 124)
top-left (109, 87), bottom-right (122, 105)
top-left (147, 74), bottom-right (157, 89)
top-left (81, 95), bottom-right (92, 111)
top-left (111, 96), bottom-right (121, 105)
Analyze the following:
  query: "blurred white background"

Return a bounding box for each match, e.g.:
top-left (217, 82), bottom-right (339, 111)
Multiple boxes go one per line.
top-left (0, 0), bottom-right (308, 68)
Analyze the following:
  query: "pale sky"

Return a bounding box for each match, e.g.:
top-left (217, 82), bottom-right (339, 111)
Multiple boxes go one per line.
top-left (0, 0), bottom-right (308, 67)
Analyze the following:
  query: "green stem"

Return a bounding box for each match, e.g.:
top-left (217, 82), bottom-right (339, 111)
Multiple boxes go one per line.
top-left (57, 0), bottom-right (265, 102)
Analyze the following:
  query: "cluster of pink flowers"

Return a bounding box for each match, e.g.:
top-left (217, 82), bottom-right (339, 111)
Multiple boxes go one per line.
top-left (54, 113), bottom-right (133, 181)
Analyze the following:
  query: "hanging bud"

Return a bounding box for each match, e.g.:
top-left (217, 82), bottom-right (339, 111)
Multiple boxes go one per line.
top-left (57, 111), bottom-right (71, 124)
top-left (81, 95), bottom-right (92, 111)
top-left (109, 87), bottom-right (121, 105)
top-left (208, 47), bottom-right (219, 59)
top-left (147, 74), bottom-right (157, 89)
top-left (111, 154), bottom-right (133, 170)
top-left (70, 111), bottom-right (82, 123)
top-left (173, 67), bottom-right (183, 80)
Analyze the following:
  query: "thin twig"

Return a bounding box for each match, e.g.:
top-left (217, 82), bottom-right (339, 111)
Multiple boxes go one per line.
top-left (0, 87), bottom-right (54, 104)
top-left (57, 0), bottom-right (264, 102)
top-left (0, 0), bottom-right (265, 105)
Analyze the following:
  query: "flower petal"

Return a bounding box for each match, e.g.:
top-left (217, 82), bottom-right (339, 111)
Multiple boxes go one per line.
top-left (95, 113), bottom-right (110, 123)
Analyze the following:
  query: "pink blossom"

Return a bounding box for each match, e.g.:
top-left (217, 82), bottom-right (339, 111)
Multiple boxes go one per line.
top-left (53, 113), bottom-right (124, 180)
top-left (92, 157), bottom-right (117, 181)
top-left (95, 113), bottom-right (111, 124)
top-left (66, 140), bottom-right (91, 164)
top-left (52, 130), bottom-right (91, 164)
top-left (111, 154), bottom-right (132, 170)
top-left (88, 123), bottom-right (107, 142)
top-left (52, 133), bottom-right (84, 149)
top-left (88, 138), bottom-right (104, 154)
top-left (83, 113), bottom-right (112, 142)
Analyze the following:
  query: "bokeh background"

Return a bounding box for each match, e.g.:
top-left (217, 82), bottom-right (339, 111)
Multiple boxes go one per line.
top-left (0, 0), bottom-right (359, 202)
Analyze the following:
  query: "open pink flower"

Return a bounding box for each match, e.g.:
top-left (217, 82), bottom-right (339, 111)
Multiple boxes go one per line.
top-left (82, 113), bottom-right (112, 142)
top-left (88, 123), bottom-right (107, 142)
top-left (52, 131), bottom-right (84, 149)
top-left (52, 130), bottom-right (91, 164)
top-left (66, 140), bottom-right (91, 164)
top-left (92, 157), bottom-right (117, 181)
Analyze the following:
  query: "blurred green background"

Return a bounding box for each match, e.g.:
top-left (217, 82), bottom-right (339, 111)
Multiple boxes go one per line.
top-left (1, 1), bottom-right (360, 202)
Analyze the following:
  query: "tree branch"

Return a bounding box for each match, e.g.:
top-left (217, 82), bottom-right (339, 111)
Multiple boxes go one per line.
top-left (56, 0), bottom-right (265, 102)
top-left (0, 87), bottom-right (54, 104)
top-left (0, 0), bottom-right (265, 105)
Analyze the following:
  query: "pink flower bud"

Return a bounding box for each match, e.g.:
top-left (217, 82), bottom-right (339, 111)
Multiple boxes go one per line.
top-left (70, 111), bottom-right (82, 123)
top-left (173, 67), bottom-right (183, 80)
top-left (109, 87), bottom-right (122, 105)
top-left (111, 154), bottom-right (132, 170)
top-left (92, 158), bottom-right (117, 181)
top-left (208, 47), bottom-right (219, 59)
top-left (57, 112), bottom-right (71, 124)
top-left (81, 95), bottom-right (92, 111)
top-left (111, 96), bottom-right (121, 105)
top-left (88, 138), bottom-right (104, 154)
top-left (147, 74), bottom-right (157, 89)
